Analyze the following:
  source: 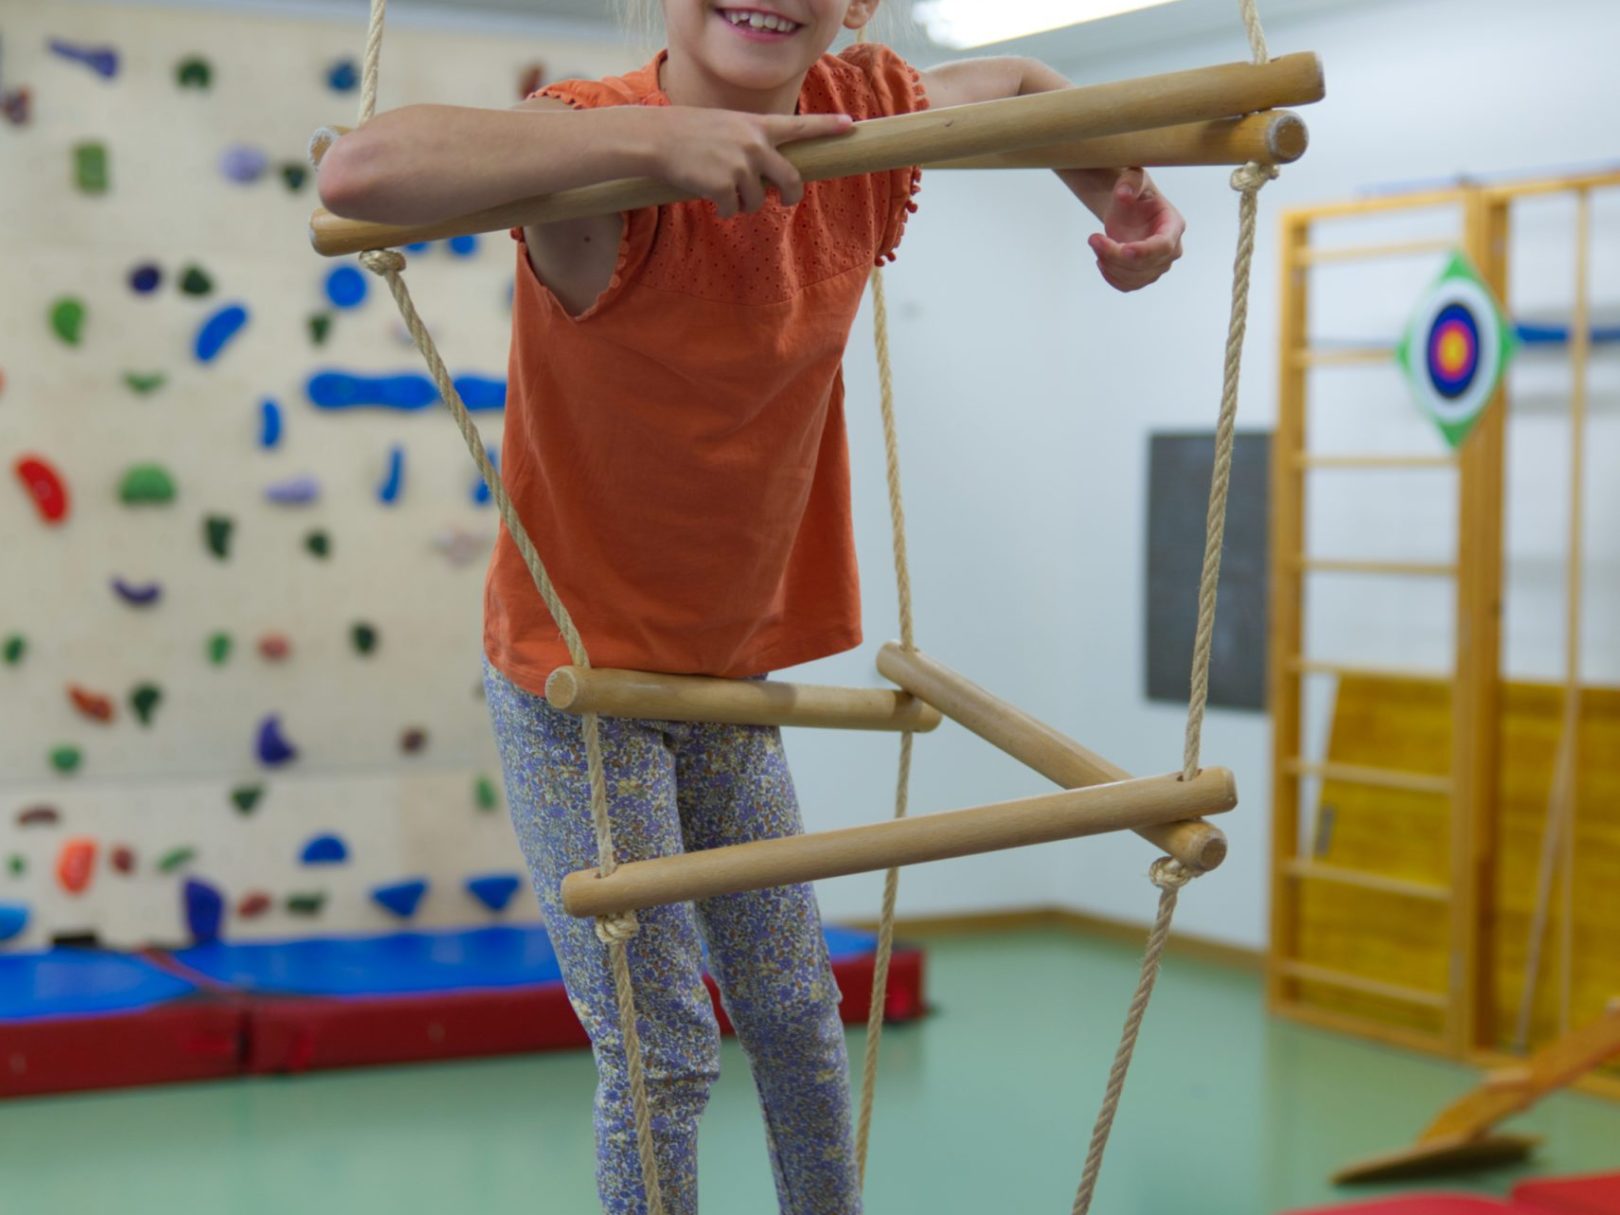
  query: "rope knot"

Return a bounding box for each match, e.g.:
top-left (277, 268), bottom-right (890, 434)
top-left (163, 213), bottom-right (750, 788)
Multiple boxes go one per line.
top-left (360, 248), bottom-right (406, 276)
top-left (1230, 161), bottom-right (1280, 193)
top-left (594, 910), bottom-right (641, 945)
top-left (1149, 857), bottom-right (1193, 892)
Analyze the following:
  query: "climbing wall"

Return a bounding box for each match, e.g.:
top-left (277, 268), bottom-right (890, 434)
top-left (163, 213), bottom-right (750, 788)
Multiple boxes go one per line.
top-left (0, 2), bottom-right (628, 948)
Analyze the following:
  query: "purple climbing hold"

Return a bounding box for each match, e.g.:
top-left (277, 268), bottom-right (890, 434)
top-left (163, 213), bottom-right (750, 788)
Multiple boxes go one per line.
top-left (195, 303), bottom-right (248, 363)
top-left (299, 834), bottom-right (348, 865)
top-left (219, 143), bottom-right (269, 184)
top-left (111, 576), bottom-right (162, 607)
top-left (256, 714), bottom-right (297, 767)
top-left (259, 398), bottom-right (283, 449)
top-left (465, 873), bottom-right (523, 913)
top-left (48, 39), bottom-right (120, 79)
top-left (129, 263), bottom-right (162, 294)
top-left (183, 878), bottom-right (225, 943)
top-left (372, 878), bottom-right (428, 919)
top-left (377, 444), bottom-right (405, 505)
top-left (0, 902), bottom-right (27, 944)
top-left (265, 475), bottom-right (318, 506)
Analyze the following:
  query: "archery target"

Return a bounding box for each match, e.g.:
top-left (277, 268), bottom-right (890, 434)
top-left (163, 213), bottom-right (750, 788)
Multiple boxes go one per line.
top-left (1396, 252), bottom-right (1515, 447)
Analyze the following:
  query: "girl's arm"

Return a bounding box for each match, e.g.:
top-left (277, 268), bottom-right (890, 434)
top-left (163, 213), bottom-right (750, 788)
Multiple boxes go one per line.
top-left (919, 57), bottom-right (1186, 293)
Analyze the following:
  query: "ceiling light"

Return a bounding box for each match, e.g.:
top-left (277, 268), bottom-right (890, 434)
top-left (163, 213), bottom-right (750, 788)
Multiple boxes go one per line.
top-left (912, 0), bottom-right (1181, 48)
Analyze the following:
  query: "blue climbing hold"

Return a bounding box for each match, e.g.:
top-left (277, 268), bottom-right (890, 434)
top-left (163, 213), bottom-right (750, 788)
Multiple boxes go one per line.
top-left (473, 446), bottom-right (498, 507)
top-left (404, 241), bottom-right (430, 254)
top-left (259, 398), bottom-right (283, 449)
top-left (299, 833), bottom-right (349, 865)
top-left (256, 714), bottom-right (298, 766)
top-left (377, 444), bottom-right (405, 505)
top-left (48, 39), bottom-right (120, 79)
top-left (265, 475), bottom-right (319, 506)
top-left (448, 234), bottom-right (480, 258)
top-left (466, 873), bottom-right (523, 913)
top-left (306, 370), bottom-right (506, 412)
top-left (0, 902), bottom-right (28, 944)
top-left (183, 878), bottom-right (225, 943)
top-left (111, 576), bottom-right (162, 607)
top-left (327, 57), bottom-right (359, 92)
top-left (195, 303), bottom-right (248, 363)
top-left (325, 264), bottom-right (368, 310)
top-left (129, 263), bottom-right (162, 294)
top-left (371, 878), bottom-right (429, 919)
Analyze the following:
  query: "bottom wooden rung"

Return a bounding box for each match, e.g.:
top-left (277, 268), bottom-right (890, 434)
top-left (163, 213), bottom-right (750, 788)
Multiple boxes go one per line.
top-left (562, 767), bottom-right (1237, 918)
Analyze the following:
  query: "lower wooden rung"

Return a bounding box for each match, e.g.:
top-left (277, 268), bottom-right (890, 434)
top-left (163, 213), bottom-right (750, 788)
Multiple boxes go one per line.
top-left (561, 767), bottom-right (1237, 918)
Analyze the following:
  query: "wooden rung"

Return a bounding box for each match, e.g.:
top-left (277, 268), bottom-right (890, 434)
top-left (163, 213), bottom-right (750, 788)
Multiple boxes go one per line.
top-left (1296, 238), bottom-right (1456, 265)
top-left (1292, 346), bottom-right (1396, 367)
top-left (544, 667), bottom-right (941, 733)
top-left (1298, 557), bottom-right (1458, 577)
top-left (1290, 658), bottom-right (1453, 682)
top-left (310, 52), bottom-right (1324, 256)
top-left (1282, 859), bottom-right (1450, 902)
top-left (1294, 453), bottom-right (1458, 470)
top-left (1275, 960), bottom-right (1449, 1009)
top-left (876, 643), bottom-right (1228, 873)
top-left (1286, 759), bottom-right (1453, 796)
top-left (561, 768), bottom-right (1237, 918)
top-left (932, 110), bottom-right (1308, 171)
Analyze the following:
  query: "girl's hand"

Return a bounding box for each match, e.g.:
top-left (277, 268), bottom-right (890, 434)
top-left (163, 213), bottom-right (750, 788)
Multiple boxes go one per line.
top-left (1087, 168), bottom-right (1186, 293)
top-left (649, 109), bottom-right (855, 218)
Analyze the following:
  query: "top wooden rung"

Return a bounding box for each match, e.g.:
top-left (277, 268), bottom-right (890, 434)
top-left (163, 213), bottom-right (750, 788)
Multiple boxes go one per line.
top-left (309, 52), bottom-right (1324, 256)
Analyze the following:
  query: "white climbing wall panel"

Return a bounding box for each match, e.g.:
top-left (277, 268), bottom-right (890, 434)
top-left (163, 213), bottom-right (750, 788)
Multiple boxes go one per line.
top-left (0, 1), bottom-right (631, 947)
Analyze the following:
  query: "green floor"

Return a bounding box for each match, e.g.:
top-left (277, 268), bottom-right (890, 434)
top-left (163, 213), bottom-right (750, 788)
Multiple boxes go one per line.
top-left (3, 929), bottom-right (1618, 1214)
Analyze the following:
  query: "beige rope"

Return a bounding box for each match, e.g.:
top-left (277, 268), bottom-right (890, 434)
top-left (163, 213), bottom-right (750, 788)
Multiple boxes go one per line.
top-left (343, 5), bottom-right (665, 1212)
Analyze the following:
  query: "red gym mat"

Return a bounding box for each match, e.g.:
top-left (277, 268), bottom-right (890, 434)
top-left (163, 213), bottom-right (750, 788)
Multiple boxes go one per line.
top-left (1515, 1174), bottom-right (1620, 1215)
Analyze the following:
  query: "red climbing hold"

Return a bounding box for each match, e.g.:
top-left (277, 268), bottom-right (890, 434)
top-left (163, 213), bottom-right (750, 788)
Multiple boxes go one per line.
top-left (56, 837), bottom-right (97, 894)
top-left (110, 844), bottom-right (135, 874)
top-left (16, 805), bottom-right (60, 827)
top-left (13, 454), bottom-right (69, 524)
top-left (237, 890), bottom-right (272, 919)
top-left (68, 684), bottom-right (115, 723)
top-left (258, 633), bottom-right (291, 661)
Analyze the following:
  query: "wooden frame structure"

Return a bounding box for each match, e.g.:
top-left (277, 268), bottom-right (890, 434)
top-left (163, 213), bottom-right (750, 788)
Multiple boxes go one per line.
top-left (1268, 169), bottom-right (1620, 1097)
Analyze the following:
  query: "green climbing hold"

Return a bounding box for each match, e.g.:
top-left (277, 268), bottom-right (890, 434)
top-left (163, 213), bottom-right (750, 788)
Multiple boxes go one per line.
top-left (50, 745), bottom-right (82, 775)
top-left (286, 891), bottom-right (326, 917)
top-left (308, 312), bottom-right (333, 345)
top-left (119, 464), bottom-right (177, 505)
top-left (6, 854), bottom-right (24, 877)
top-left (3, 635), bottom-right (24, 665)
top-left (204, 514), bottom-right (234, 559)
top-left (475, 775), bottom-right (499, 811)
top-left (50, 297), bottom-right (86, 345)
top-left (281, 162), bottom-right (308, 191)
top-left (230, 784), bottom-right (265, 814)
top-left (157, 846), bottom-right (197, 874)
top-left (74, 142), bottom-right (109, 194)
top-left (304, 529), bottom-right (331, 559)
top-left (350, 622), bottom-right (379, 656)
top-left (179, 265), bottom-right (213, 296)
top-left (124, 372), bottom-right (166, 395)
top-left (176, 56), bottom-right (212, 89)
top-left (130, 683), bottom-right (162, 726)
top-left (207, 632), bottom-right (233, 665)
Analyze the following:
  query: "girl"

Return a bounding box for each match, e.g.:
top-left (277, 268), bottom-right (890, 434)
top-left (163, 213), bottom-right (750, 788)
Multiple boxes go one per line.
top-left (318, 4), bottom-right (1185, 1212)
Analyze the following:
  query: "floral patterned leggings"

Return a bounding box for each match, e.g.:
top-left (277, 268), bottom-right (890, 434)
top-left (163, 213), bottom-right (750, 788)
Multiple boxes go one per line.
top-left (483, 659), bottom-right (863, 1215)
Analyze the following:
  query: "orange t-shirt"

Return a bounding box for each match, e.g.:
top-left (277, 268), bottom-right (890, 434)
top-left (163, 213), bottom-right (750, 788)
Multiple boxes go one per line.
top-left (483, 44), bottom-right (927, 695)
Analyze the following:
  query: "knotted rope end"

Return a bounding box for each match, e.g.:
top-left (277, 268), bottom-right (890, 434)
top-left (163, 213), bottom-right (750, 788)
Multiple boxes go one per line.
top-left (595, 909), bottom-right (641, 945)
top-left (360, 248), bottom-right (406, 276)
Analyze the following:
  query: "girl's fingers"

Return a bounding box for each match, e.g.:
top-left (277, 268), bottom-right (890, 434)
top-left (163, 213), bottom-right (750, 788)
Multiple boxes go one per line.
top-left (759, 148), bottom-right (804, 206)
top-left (736, 169), bottom-right (766, 215)
top-left (765, 112), bottom-right (855, 144)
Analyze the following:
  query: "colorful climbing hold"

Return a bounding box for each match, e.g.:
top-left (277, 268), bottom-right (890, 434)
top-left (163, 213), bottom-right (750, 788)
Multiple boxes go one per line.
top-left (326, 57), bottom-right (358, 91)
top-left (266, 475), bottom-right (319, 506)
top-left (3, 635), bottom-right (25, 665)
top-left (433, 528), bottom-right (490, 567)
top-left (48, 39), bottom-right (120, 78)
top-left (377, 444), bottom-right (405, 505)
top-left (195, 303), bottom-right (248, 363)
top-left (237, 891), bottom-right (272, 919)
top-left (0, 903), bottom-right (28, 944)
top-left (124, 371), bottom-right (166, 395)
top-left (304, 529), bottom-right (331, 559)
top-left (50, 746), bottom-right (82, 775)
top-left (111, 576), bottom-right (162, 607)
top-left (400, 727), bottom-right (428, 755)
top-left (220, 143), bottom-right (268, 184)
top-left (180, 265), bottom-right (213, 296)
top-left (465, 874), bottom-right (522, 913)
top-left (286, 891), bottom-right (326, 917)
top-left (68, 684), bottom-right (115, 723)
top-left (259, 399), bottom-right (283, 449)
top-left (204, 514), bottom-right (234, 560)
top-left (258, 634), bottom-right (291, 662)
top-left (306, 370), bottom-right (505, 412)
top-left (129, 263), bottom-right (163, 294)
top-left (307, 312), bottom-right (334, 346)
top-left (1, 88), bottom-right (30, 127)
top-left (176, 55), bottom-right (212, 89)
top-left (475, 775), bottom-right (499, 812)
top-left (15, 455), bottom-right (70, 524)
top-left (350, 622), bottom-right (379, 656)
top-left (6, 855), bottom-right (25, 878)
top-left (371, 878), bottom-right (429, 920)
top-left (130, 683), bottom-right (162, 726)
top-left (118, 464), bottom-right (176, 505)
top-left (280, 162), bottom-right (308, 192)
top-left (157, 846), bottom-right (197, 874)
top-left (110, 844), bottom-right (135, 874)
top-left (448, 234), bottom-right (480, 258)
top-left (230, 784), bottom-right (264, 815)
top-left (257, 714), bottom-right (298, 767)
top-left (183, 878), bottom-right (225, 942)
top-left (50, 297), bottom-right (86, 345)
top-left (73, 141), bottom-right (109, 193)
top-left (16, 805), bottom-right (60, 828)
top-left (56, 838), bottom-right (97, 894)
top-left (325, 264), bottom-right (368, 309)
top-left (299, 834), bottom-right (348, 865)
top-left (207, 632), bottom-right (233, 665)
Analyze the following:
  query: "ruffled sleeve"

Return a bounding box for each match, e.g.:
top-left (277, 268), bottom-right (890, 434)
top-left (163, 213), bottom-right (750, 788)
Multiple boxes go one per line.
top-left (837, 42), bottom-right (929, 265)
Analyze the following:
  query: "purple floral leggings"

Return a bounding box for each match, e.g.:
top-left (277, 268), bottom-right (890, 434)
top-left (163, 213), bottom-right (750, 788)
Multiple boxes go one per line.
top-left (483, 659), bottom-right (863, 1215)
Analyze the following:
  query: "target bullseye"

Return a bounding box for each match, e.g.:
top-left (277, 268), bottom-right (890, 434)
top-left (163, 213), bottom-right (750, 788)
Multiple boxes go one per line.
top-left (1397, 252), bottom-right (1516, 447)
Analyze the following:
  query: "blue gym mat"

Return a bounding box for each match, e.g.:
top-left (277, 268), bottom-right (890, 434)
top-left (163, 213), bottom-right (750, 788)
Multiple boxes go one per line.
top-left (0, 951), bottom-right (203, 1022)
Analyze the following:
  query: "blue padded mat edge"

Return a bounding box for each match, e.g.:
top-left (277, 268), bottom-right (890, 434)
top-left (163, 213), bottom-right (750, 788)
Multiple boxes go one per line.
top-left (0, 952), bottom-right (202, 1023)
